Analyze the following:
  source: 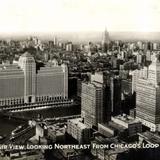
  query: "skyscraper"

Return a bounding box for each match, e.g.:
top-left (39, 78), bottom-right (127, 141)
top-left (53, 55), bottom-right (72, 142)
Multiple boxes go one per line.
top-left (110, 76), bottom-right (121, 116)
top-left (53, 37), bottom-right (58, 46)
top-left (81, 82), bottom-right (104, 128)
top-left (81, 72), bottom-right (109, 128)
top-left (135, 53), bottom-right (160, 131)
top-left (101, 27), bottom-right (110, 52)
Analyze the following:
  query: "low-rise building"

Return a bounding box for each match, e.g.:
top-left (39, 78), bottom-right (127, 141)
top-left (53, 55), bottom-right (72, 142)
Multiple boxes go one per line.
top-left (1, 150), bottom-right (44, 160)
top-left (35, 123), bottom-right (48, 140)
top-left (105, 148), bottom-right (129, 160)
top-left (138, 131), bottom-right (160, 144)
top-left (67, 118), bottom-right (90, 143)
top-left (91, 134), bottom-right (119, 160)
top-left (47, 125), bottom-right (65, 143)
top-left (58, 148), bottom-right (81, 160)
top-left (98, 122), bottom-right (125, 138)
top-left (111, 114), bottom-right (142, 136)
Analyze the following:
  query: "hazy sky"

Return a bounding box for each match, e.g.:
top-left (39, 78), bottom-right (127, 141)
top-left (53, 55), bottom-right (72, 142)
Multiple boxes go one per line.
top-left (0, 0), bottom-right (160, 33)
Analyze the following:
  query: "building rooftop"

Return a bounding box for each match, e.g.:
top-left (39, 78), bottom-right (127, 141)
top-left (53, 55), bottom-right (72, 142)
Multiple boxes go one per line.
top-left (21, 52), bottom-right (33, 58)
top-left (138, 131), bottom-right (160, 144)
top-left (105, 146), bottom-right (129, 155)
top-left (68, 118), bottom-right (90, 130)
top-left (0, 64), bottom-right (20, 70)
top-left (94, 134), bottom-right (119, 144)
top-left (109, 121), bottom-right (126, 131)
top-left (112, 114), bottom-right (140, 125)
top-left (99, 122), bottom-right (126, 133)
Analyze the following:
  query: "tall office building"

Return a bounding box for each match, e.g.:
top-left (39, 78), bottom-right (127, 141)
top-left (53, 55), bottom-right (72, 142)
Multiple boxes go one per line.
top-left (81, 73), bottom-right (110, 128)
top-left (0, 52), bottom-right (68, 106)
top-left (110, 76), bottom-right (121, 116)
top-left (101, 27), bottom-right (110, 52)
top-left (53, 37), bottom-right (58, 46)
top-left (134, 53), bottom-right (160, 131)
top-left (66, 42), bottom-right (73, 51)
top-left (81, 82), bottom-right (103, 128)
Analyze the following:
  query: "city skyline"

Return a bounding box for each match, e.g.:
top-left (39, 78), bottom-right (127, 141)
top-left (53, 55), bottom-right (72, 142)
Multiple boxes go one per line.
top-left (0, 0), bottom-right (160, 34)
top-left (0, 23), bottom-right (160, 159)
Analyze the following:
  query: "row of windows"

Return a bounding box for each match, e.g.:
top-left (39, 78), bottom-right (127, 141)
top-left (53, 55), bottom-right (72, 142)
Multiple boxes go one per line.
top-left (0, 98), bottom-right (24, 105)
top-left (0, 95), bottom-right (68, 106)
top-left (36, 95), bottom-right (67, 102)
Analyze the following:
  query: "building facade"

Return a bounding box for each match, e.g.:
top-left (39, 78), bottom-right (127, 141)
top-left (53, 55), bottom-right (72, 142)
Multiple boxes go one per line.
top-left (81, 73), bottom-right (109, 128)
top-left (110, 76), bottom-right (121, 116)
top-left (0, 52), bottom-right (68, 106)
top-left (134, 53), bottom-right (160, 131)
top-left (67, 118), bottom-right (90, 144)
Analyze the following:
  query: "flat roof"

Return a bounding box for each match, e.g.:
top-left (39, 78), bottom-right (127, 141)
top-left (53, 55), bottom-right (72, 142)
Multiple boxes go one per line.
top-left (99, 122), bottom-right (126, 132)
top-left (106, 147), bottom-right (129, 155)
top-left (138, 131), bottom-right (160, 144)
top-left (94, 134), bottom-right (119, 144)
top-left (112, 114), bottom-right (141, 125)
top-left (68, 118), bottom-right (90, 130)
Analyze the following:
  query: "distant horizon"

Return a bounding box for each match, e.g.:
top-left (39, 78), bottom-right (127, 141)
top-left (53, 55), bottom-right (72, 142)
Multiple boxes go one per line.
top-left (0, 31), bottom-right (160, 43)
top-left (1, 30), bottom-right (160, 35)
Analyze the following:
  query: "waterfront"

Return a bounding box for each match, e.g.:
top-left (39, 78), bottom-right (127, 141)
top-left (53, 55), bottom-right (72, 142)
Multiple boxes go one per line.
top-left (0, 117), bottom-right (23, 137)
top-left (0, 105), bottom-right (80, 137)
top-left (10, 105), bottom-right (81, 119)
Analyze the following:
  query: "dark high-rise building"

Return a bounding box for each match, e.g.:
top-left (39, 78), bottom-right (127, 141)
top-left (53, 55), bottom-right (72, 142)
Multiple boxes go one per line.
top-left (110, 76), bottom-right (121, 116)
top-left (121, 79), bottom-right (136, 114)
top-left (68, 77), bottom-right (77, 98)
top-left (77, 79), bottom-right (82, 98)
top-left (101, 27), bottom-right (110, 52)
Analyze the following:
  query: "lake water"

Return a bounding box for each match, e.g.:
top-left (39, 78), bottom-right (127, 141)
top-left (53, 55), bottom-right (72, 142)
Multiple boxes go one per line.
top-left (0, 105), bottom-right (81, 136)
